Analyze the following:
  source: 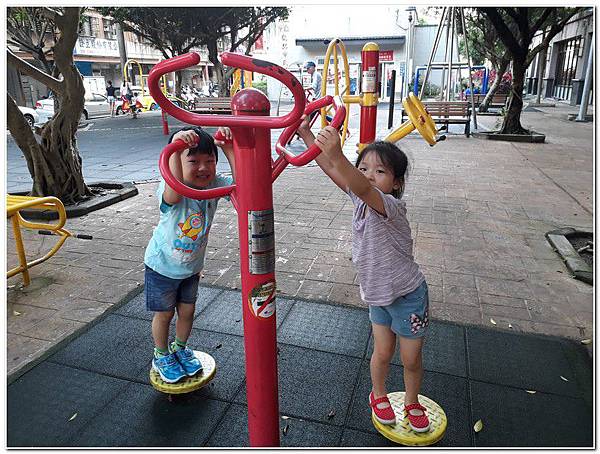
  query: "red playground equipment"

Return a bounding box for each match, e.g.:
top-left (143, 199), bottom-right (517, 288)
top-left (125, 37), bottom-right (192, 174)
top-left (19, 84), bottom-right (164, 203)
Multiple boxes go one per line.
top-left (148, 52), bottom-right (346, 447)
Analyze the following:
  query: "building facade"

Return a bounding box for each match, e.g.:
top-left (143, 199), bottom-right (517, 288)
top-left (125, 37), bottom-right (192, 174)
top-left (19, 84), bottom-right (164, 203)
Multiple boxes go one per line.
top-left (8, 9), bottom-right (214, 107)
top-left (525, 9), bottom-right (594, 106)
top-left (258, 6), bottom-right (444, 102)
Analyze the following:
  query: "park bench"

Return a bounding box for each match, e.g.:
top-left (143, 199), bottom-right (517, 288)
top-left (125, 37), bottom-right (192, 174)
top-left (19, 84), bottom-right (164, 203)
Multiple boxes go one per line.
top-left (403, 101), bottom-right (471, 137)
top-left (190, 97), bottom-right (232, 114)
top-left (7, 195), bottom-right (71, 286)
top-left (470, 93), bottom-right (508, 108)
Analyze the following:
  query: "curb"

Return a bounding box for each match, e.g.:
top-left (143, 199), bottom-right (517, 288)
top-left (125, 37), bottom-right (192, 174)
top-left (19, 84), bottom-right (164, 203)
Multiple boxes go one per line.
top-left (14, 181), bottom-right (139, 220)
top-left (7, 284), bottom-right (144, 385)
top-left (545, 227), bottom-right (593, 285)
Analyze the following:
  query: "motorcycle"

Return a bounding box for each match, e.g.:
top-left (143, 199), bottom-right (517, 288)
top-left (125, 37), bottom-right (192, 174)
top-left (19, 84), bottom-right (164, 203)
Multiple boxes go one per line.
top-left (118, 94), bottom-right (144, 118)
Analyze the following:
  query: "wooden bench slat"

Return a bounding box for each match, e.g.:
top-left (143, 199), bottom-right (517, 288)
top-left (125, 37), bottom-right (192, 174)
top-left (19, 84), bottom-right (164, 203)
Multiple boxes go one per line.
top-left (403, 100), bottom-right (471, 137)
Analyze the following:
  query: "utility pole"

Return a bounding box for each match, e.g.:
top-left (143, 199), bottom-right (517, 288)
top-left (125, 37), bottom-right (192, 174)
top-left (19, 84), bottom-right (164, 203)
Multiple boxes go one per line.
top-left (576, 39), bottom-right (593, 122)
top-left (116, 22), bottom-right (128, 83)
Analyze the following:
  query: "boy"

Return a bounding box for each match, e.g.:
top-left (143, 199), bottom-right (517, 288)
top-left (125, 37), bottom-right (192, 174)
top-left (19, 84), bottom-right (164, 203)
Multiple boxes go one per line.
top-left (144, 126), bottom-right (235, 383)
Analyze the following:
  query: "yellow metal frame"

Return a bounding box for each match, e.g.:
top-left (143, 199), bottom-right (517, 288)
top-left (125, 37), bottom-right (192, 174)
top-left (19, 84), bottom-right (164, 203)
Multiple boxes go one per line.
top-left (321, 38), bottom-right (353, 146)
top-left (231, 69), bottom-right (253, 96)
top-left (384, 93), bottom-right (438, 146)
top-left (319, 40), bottom-right (439, 150)
top-left (7, 195), bottom-right (72, 286)
top-left (123, 59), bottom-right (144, 94)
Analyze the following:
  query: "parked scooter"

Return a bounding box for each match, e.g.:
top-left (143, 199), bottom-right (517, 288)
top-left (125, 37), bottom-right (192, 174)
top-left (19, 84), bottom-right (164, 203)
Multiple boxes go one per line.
top-left (120, 93), bottom-right (143, 118)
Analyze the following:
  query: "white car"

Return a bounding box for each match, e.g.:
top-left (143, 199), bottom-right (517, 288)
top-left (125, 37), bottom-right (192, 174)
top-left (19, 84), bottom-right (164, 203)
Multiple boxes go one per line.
top-left (35, 93), bottom-right (118, 121)
top-left (18, 106), bottom-right (40, 128)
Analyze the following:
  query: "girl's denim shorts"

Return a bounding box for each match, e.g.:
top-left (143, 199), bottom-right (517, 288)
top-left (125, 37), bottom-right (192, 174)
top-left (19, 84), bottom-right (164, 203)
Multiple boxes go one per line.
top-left (368, 281), bottom-right (429, 338)
top-left (144, 265), bottom-right (200, 312)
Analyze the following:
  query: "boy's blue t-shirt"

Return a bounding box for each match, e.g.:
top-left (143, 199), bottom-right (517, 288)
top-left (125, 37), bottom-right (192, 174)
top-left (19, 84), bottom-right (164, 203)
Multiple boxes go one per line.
top-left (144, 175), bottom-right (233, 280)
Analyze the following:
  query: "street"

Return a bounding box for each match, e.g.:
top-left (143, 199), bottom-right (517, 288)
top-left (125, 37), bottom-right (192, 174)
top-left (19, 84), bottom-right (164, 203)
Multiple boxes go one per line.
top-left (7, 102), bottom-right (484, 194)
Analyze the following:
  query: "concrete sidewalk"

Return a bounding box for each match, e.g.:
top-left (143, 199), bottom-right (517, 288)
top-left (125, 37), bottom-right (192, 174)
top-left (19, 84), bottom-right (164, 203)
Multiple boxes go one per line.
top-left (5, 100), bottom-right (594, 446)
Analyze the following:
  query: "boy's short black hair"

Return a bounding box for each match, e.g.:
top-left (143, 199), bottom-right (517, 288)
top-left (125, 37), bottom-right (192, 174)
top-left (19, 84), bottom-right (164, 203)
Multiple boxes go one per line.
top-left (168, 126), bottom-right (218, 162)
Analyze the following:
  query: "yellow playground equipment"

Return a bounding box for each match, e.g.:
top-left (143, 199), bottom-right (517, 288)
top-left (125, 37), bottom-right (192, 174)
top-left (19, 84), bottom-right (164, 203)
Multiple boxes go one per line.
top-left (372, 392), bottom-right (447, 446)
top-left (230, 68), bottom-right (253, 96)
top-left (320, 38), bottom-right (444, 152)
top-left (7, 195), bottom-right (71, 286)
top-left (149, 350), bottom-right (217, 396)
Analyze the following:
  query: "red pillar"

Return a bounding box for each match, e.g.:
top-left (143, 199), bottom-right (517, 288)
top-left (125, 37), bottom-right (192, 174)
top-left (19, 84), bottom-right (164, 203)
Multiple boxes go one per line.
top-left (231, 89), bottom-right (280, 447)
top-left (359, 42), bottom-right (380, 151)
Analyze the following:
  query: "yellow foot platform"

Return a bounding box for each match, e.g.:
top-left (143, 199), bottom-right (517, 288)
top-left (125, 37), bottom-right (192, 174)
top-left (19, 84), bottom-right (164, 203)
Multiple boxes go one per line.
top-left (149, 351), bottom-right (216, 394)
top-left (371, 392), bottom-right (447, 446)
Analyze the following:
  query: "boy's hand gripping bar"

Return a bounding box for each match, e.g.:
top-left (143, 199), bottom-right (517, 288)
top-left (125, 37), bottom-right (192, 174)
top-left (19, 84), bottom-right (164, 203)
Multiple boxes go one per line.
top-left (150, 52), bottom-right (307, 200)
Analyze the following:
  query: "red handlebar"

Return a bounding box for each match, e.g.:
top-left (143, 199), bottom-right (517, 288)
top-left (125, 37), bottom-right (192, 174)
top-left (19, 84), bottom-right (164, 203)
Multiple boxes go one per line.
top-left (275, 95), bottom-right (346, 167)
top-left (159, 137), bottom-right (235, 200)
top-left (148, 52), bottom-right (306, 129)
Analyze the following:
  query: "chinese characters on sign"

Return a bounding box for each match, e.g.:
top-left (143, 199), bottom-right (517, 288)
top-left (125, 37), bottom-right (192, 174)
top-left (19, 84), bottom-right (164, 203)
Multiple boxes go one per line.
top-left (74, 37), bottom-right (120, 57)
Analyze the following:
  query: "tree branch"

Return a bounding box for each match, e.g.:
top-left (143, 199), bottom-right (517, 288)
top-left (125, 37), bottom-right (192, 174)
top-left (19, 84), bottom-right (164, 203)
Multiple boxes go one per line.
top-left (530, 8), bottom-right (553, 39)
top-left (482, 8), bottom-right (525, 60)
top-left (7, 48), bottom-right (62, 93)
top-left (524, 8), bottom-right (583, 67)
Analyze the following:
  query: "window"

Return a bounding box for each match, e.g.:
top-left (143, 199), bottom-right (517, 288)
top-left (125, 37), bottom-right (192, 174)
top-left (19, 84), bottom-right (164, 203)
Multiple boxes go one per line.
top-left (553, 36), bottom-right (583, 100)
top-left (81, 16), bottom-right (101, 37)
top-left (103, 19), bottom-right (116, 40)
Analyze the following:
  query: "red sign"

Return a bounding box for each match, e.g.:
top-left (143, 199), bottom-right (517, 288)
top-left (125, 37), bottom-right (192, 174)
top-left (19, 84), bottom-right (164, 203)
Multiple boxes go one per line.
top-left (379, 50), bottom-right (394, 62)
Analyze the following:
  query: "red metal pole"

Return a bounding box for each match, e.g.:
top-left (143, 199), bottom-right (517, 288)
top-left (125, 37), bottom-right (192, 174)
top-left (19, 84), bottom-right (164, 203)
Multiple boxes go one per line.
top-left (231, 89), bottom-right (280, 447)
top-left (359, 42), bottom-right (380, 152)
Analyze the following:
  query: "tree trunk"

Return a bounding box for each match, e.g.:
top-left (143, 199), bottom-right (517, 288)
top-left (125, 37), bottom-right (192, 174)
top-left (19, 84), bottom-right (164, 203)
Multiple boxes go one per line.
top-left (499, 58), bottom-right (528, 135)
top-left (478, 59), bottom-right (509, 113)
top-left (7, 7), bottom-right (92, 204)
top-left (175, 70), bottom-right (183, 97)
top-left (207, 40), bottom-right (227, 96)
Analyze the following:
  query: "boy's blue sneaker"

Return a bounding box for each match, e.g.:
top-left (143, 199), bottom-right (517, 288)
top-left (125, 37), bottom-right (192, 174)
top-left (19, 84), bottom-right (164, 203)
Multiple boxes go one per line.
top-left (171, 345), bottom-right (203, 377)
top-left (152, 352), bottom-right (186, 383)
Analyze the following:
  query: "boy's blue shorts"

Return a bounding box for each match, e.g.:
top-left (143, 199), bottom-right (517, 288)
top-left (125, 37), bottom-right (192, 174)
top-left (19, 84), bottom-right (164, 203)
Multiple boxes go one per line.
top-left (368, 281), bottom-right (429, 339)
top-left (144, 265), bottom-right (200, 312)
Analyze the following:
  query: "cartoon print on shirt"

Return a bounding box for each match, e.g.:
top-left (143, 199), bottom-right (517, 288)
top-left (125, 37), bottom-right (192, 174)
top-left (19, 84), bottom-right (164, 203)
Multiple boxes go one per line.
top-left (178, 212), bottom-right (205, 240)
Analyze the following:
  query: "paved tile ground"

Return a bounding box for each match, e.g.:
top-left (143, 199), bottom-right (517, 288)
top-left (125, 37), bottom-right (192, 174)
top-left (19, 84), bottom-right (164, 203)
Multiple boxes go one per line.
top-left (5, 97), bottom-right (594, 447)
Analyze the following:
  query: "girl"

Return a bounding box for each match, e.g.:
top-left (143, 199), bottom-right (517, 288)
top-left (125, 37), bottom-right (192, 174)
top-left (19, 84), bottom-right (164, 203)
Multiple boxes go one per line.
top-left (297, 121), bottom-right (430, 433)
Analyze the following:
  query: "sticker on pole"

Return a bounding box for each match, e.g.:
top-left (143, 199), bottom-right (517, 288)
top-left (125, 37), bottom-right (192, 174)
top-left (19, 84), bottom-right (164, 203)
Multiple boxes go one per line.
top-left (362, 68), bottom-right (377, 93)
top-left (248, 281), bottom-right (276, 319)
top-left (249, 209), bottom-right (275, 275)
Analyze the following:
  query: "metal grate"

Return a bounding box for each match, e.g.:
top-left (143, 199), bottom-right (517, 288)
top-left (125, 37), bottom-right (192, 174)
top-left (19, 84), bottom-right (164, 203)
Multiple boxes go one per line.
top-left (553, 36), bottom-right (583, 100)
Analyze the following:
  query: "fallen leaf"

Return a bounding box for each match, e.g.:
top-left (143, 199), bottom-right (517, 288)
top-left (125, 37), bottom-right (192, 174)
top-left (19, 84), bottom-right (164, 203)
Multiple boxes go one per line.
top-left (473, 419), bottom-right (483, 432)
top-left (490, 318), bottom-right (496, 325)
top-left (12, 310), bottom-right (22, 316)
top-left (215, 344), bottom-right (222, 349)
top-left (508, 324), bottom-right (513, 329)
top-left (282, 423), bottom-right (289, 436)
top-left (327, 409), bottom-right (336, 419)
top-left (68, 413), bottom-right (78, 421)
top-left (526, 390), bottom-right (536, 394)
top-left (281, 416), bottom-right (289, 420)
top-left (560, 376), bottom-right (569, 382)
top-left (580, 339), bottom-right (592, 345)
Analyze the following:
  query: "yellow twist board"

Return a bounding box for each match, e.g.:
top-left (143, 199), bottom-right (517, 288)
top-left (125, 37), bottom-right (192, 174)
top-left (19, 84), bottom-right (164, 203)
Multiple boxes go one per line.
top-left (150, 351), bottom-right (216, 394)
top-left (371, 391), bottom-right (447, 446)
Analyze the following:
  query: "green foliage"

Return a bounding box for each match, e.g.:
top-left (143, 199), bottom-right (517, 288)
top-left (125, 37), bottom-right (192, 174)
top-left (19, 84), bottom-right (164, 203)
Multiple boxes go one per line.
top-left (252, 80), bottom-right (268, 96)
top-left (411, 76), bottom-right (440, 97)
